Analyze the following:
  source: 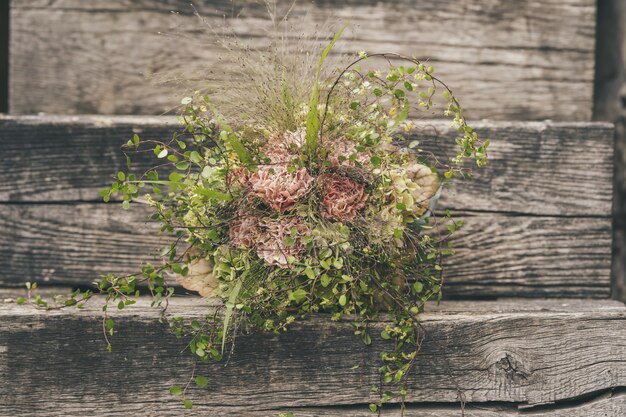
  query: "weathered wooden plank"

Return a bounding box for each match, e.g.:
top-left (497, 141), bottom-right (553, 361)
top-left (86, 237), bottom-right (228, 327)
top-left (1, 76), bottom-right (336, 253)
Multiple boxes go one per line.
top-left (9, 0), bottom-right (596, 120)
top-left (0, 116), bottom-right (614, 216)
top-left (0, 298), bottom-right (624, 413)
top-left (0, 203), bottom-right (611, 297)
top-left (1, 393), bottom-right (624, 417)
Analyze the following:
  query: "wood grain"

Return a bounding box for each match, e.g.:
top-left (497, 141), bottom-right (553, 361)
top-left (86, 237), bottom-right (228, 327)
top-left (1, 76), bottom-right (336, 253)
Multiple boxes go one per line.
top-left (0, 298), bottom-right (624, 413)
top-left (1, 394), bottom-right (624, 417)
top-left (9, 0), bottom-right (597, 120)
top-left (0, 116), bottom-right (615, 216)
top-left (0, 203), bottom-right (611, 297)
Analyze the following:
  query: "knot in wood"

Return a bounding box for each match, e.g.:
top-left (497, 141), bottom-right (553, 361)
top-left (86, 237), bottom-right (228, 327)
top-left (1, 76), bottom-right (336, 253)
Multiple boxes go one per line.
top-left (496, 353), bottom-right (529, 383)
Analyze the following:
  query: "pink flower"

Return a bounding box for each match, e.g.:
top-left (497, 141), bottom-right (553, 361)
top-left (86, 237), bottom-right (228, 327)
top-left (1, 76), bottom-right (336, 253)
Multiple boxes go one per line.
top-left (261, 130), bottom-right (306, 165)
top-left (256, 216), bottom-right (310, 267)
top-left (248, 166), bottom-right (313, 213)
top-left (319, 174), bottom-right (368, 221)
top-left (229, 211), bottom-right (261, 249)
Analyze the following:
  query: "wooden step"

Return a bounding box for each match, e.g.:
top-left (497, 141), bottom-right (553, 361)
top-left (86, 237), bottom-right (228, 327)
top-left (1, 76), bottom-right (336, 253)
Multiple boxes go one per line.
top-left (0, 116), bottom-right (614, 297)
top-left (8, 0), bottom-right (597, 120)
top-left (0, 297), bottom-right (624, 416)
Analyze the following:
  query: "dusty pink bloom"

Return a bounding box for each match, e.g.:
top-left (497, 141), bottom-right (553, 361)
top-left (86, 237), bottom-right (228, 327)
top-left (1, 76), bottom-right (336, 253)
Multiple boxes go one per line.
top-left (326, 138), bottom-right (371, 167)
top-left (248, 166), bottom-right (313, 213)
top-left (261, 129), bottom-right (306, 165)
top-left (319, 174), bottom-right (368, 221)
top-left (256, 216), bottom-right (310, 267)
top-left (229, 211), bottom-right (261, 249)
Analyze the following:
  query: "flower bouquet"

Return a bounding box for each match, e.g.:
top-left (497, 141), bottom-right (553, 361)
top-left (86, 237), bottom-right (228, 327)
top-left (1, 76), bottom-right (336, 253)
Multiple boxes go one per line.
top-left (27, 19), bottom-right (487, 415)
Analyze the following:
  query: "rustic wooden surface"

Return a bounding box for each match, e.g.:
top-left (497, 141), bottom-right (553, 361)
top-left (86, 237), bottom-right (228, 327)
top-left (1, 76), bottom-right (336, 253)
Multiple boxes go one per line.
top-left (0, 116), bottom-right (613, 295)
top-left (0, 203), bottom-right (611, 297)
top-left (9, 0), bottom-right (597, 121)
top-left (0, 298), bottom-right (624, 415)
top-left (0, 116), bottom-right (615, 216)
top-left (1, 394), bottom-right (624, 416)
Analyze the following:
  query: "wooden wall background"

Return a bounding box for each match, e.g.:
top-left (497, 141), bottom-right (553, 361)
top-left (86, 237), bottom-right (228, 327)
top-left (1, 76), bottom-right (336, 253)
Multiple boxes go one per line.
top-left (1, 1), bottom-right (626, 416)
top-left (8, 0), bottom-right (597, 121)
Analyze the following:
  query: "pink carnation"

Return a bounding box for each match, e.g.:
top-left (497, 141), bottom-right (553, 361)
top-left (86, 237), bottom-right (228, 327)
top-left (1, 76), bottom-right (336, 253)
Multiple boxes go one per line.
top-left (248, 166), bottom-right (313, 213)
top-left (261, 130), bottom-right (306, 165)
top-left (256, 217), bottom-right (310, 267)
top-left (319, 174), bottom-right (368, 221)
top-left (229, 211), bottom-right (261, 249)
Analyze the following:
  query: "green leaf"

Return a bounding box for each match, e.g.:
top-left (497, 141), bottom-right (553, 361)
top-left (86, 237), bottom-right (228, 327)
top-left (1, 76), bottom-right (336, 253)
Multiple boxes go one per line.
top-left (291, 289), bottom-right (308, 302)
top-left (201, 166), bottom-right (213, 179)
top-left (339, 294), bottom-right (347, 306)
top-left (175, 161), bottom-right (189, 170)
top-left (304, 267), bottom-right (315, 280)
top-left (305, 23), bottom-right (349, 157)
top-left (195, 375), bottom-right (209, 388)
top-left (117, 171), bottom-right (125, 181)
top-left (320, 274), bottom-right (331, 287)
top-left (369, 403), bottom-right (378, 413)
top-left (183, 399), bottom-right (193, 409)
top-left (169, 386), bottom-right (183, 396)
top-left (190, 151), bottom-right (202, 164)
top-left (15, 297), bottom-right (25, 305)
top-left (168, 172), bottom-right (183, 182)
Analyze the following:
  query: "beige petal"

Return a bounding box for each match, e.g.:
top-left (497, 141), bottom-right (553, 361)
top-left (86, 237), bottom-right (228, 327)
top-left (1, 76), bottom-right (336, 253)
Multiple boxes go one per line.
top-left (176, 250), bottom-right (219, 298)
top-left (408, 164), bottom-right (439, 215)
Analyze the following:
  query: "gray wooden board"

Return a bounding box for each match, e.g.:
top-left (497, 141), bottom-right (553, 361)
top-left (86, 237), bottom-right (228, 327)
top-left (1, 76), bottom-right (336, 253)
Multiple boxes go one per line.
top-left (0, 203), bottom-right (612, 297)
top-left (9, 0), bottom-right (596, 120)
top-left (0, 394), bottom-right (624, 417)
top-left (0, 298), bottom-right (624, 414)
top-left (0, 116), bottom-right (615, 216)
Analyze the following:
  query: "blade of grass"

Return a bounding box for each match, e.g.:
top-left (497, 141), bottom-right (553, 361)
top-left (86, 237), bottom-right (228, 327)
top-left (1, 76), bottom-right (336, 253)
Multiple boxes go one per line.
top-left (305, 23), bottom-right (349, 157)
